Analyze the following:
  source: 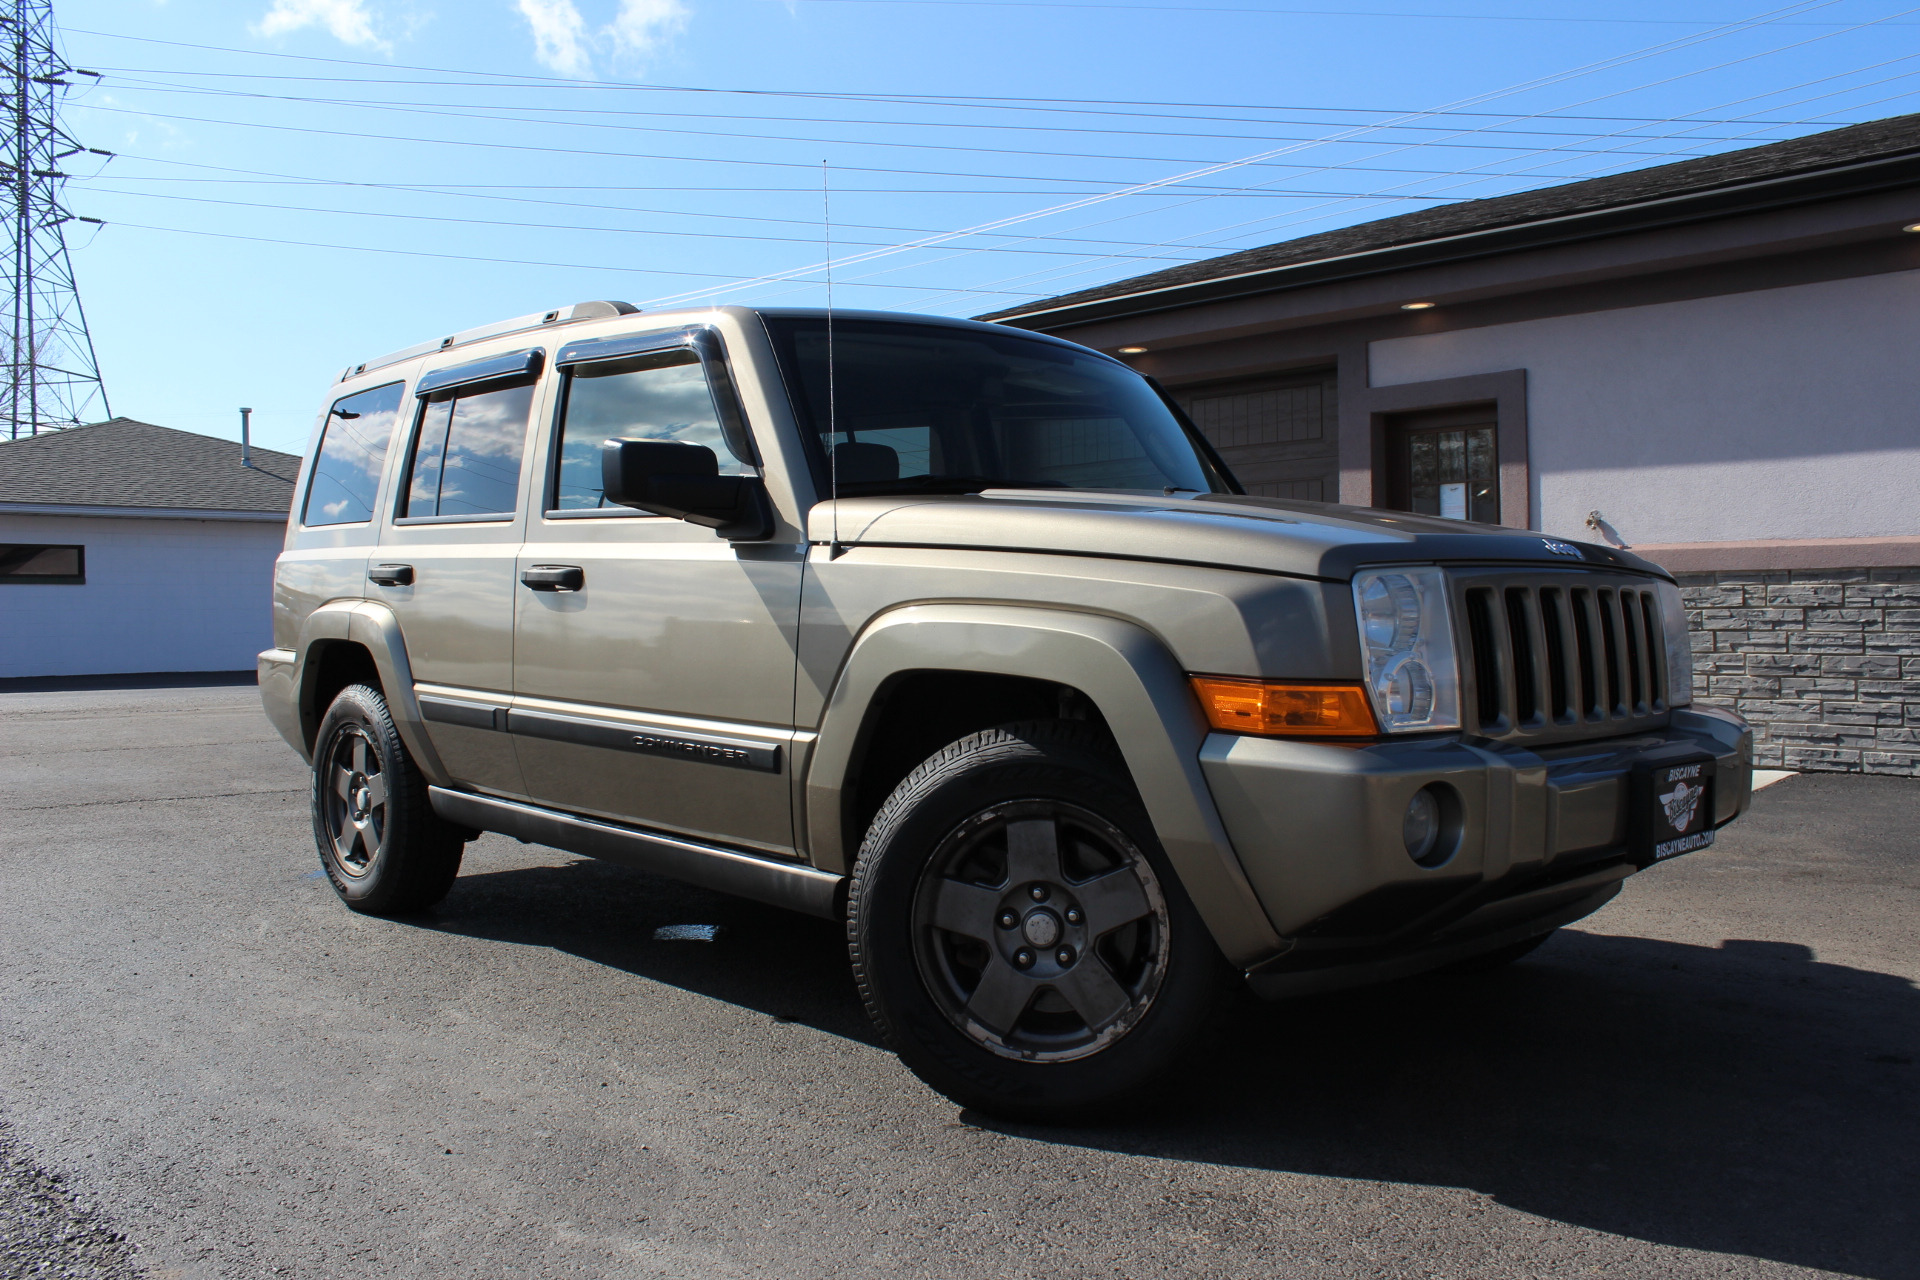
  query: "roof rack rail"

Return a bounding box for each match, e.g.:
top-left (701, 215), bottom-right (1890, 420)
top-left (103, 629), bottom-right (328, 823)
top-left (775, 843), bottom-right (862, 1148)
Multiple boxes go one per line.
top-left (340, 300), bottom-right (640, 382)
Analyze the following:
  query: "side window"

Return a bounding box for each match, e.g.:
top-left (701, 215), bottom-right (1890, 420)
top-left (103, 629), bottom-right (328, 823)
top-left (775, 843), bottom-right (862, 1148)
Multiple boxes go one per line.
top-left (400, 381), bottom-right (536, 518)
top-left (551, 350), bottom-right (749, 511)
top-left (302, 381), bottom-right (404, 527)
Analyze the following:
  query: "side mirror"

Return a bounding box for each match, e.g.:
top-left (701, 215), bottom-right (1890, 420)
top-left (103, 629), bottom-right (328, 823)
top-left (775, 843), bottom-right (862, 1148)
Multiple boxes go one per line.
top-left (600, 439), bottom-right (772, 540)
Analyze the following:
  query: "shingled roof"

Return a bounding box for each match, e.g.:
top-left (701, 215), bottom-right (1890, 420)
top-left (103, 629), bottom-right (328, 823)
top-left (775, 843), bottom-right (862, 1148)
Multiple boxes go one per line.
top-left (0, 418), bottom-right (301, 514)
top-left (979, 111), bottom-right (1920, 323)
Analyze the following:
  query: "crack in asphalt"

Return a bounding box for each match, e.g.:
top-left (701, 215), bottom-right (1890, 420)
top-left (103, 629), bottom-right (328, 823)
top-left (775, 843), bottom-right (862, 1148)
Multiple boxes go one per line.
top-left (0, 740), bottom-right (281, 759)
top-left (2, 788), bottom-right (306, 813)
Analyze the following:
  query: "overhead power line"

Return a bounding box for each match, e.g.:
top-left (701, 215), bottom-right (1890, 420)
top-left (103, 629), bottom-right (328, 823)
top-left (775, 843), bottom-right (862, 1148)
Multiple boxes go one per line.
top-left (88, 142), bottom-right (1781, 192)
top-left (54, 1), bottom-right (1915, 321)
top-left (56, 26), bottom-right (1893, 124)
top-left (892, 19), bottom-right (1920, 309)
top-left (78, 100), bottom-right (1758, 189)
top-left (889, 10), bottom-right (1917, 307)
top-left (79, 187), bottom-right (1224, 261)
top-left (769, 0), bottom-right (1920, 22)
top-left (637, 0), bottom-right (1861, 308)
top-left (72, 86), bottom-right (1820, 173)
top-left (101, 220), bottom-right (1034, 294)
top-left (743, 0), bottom-right (1900, 307)
top-left (90, 67), bottom-right (1837, 142)
top-left (84, 156), bottom-right (1478, 240)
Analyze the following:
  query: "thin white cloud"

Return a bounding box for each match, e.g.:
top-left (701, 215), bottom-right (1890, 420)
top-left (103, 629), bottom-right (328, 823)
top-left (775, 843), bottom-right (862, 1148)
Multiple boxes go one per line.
top-left (254, 0), bottom-right (391, 50)
top-left (516, 0), bottom-right (592, 77)
top-left (603, 0), bottom-right (688, 63)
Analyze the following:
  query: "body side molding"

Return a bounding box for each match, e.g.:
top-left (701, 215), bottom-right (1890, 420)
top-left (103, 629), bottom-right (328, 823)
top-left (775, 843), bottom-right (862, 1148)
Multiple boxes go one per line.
top-left (505, 707), bottom-right (781, 772)
top-left (429, 787), bottom-right (844, 919)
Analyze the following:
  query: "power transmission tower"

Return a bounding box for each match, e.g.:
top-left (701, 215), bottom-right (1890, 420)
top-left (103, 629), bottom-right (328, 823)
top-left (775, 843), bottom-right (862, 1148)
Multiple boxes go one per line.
top-left (2, 0), bottom-right (108, 439)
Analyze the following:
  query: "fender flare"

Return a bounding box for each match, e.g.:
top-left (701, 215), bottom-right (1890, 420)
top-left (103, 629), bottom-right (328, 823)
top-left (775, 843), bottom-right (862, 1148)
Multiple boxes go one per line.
top-left (294, 599), bottom-right (452, 787)
top-left (805, 603), bottom-right (1284, 967)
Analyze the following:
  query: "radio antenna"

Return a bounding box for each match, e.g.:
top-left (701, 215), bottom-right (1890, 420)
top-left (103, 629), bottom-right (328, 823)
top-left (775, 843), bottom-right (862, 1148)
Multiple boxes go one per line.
top-left (823, 159), bottom-right (841, 558)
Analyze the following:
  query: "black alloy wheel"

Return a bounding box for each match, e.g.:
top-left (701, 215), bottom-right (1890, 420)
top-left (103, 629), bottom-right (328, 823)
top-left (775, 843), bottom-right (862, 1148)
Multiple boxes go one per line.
top-left (850, 721), bottom-right (1227, 1121)
top-left (310, 683), bottom-right (466, 914)
top-left (320, 724), bottom-right (387, 882)
top-left (912, 799), bottom-right (1170, 1062)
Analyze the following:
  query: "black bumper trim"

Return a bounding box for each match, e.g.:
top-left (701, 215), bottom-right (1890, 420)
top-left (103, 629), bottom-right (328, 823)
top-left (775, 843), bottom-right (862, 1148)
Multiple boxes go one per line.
top-left (1244, 861), bottom-right (1632, 1000)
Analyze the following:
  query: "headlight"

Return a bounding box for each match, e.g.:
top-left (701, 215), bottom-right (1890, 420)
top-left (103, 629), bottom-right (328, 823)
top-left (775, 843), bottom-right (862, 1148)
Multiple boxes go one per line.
top-left (1654, 579), bottom-right (1694, 707)
top-left (1352, 566), bottom-right (1461, 733)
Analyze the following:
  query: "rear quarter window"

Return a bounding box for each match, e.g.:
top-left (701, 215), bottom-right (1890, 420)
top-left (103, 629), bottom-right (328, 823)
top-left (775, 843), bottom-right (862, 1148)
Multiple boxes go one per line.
top-left (303, 381), bottom-right (405, 526)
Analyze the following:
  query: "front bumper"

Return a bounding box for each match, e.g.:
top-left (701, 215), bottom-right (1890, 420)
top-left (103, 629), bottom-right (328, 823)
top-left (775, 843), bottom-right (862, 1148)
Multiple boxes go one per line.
top-left (1200, 706), bottom-right (1752, 999)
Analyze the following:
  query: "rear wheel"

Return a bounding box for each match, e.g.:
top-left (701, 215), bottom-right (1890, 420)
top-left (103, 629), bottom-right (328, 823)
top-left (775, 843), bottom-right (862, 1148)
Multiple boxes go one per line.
top-left (311, 683), bottom-right (465, 914)
top-left (849, 722), bottom-right (1226, 1121)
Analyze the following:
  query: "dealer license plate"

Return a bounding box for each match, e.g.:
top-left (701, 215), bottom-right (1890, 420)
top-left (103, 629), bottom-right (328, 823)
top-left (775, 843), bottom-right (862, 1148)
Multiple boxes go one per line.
top-left (1645, 759), bottom-right (1715, 861)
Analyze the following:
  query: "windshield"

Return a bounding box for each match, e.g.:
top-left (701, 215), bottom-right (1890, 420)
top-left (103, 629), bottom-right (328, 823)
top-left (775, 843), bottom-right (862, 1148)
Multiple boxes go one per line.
top-left (762, 317), bottom-right (1232, 497)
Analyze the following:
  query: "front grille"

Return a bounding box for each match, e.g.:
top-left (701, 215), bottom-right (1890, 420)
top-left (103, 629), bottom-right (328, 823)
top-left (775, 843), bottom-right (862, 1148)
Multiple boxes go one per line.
top-left (1457, 570), bottom-right (1669, 744)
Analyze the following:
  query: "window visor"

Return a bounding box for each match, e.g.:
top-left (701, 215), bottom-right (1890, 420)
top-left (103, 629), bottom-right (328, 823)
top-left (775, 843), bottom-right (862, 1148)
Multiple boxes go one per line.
top-left (415, 347), bottom-right (544, 399)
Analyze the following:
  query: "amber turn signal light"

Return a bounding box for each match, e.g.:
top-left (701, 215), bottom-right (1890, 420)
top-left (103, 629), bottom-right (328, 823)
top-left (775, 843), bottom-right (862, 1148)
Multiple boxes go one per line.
top-left (1190, 676), bottom-right (1379, 737)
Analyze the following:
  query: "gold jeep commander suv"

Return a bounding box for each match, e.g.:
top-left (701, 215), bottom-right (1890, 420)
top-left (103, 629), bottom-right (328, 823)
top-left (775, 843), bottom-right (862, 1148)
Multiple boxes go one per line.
top-left (260, 300), bottom-right (1752, 1120)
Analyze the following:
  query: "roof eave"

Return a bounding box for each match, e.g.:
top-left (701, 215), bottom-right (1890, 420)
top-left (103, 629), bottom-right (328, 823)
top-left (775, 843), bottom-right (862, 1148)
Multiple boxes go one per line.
top-left (0, 501), bottom-right (291, 521)
top-left (987, 147), bottom-right (1920, 331)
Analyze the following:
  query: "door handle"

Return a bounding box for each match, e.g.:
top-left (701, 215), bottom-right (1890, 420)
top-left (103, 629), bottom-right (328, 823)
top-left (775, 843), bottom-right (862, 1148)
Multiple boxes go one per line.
top-left (368, 563), bottom-right (414, 586)
top-left (521, 565), bottom-right (585, 592)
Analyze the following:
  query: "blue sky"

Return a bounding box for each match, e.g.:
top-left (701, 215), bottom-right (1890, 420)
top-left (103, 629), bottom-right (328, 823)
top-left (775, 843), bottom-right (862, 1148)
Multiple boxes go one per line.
top-left (49, 0), bottom-right (1920, 453)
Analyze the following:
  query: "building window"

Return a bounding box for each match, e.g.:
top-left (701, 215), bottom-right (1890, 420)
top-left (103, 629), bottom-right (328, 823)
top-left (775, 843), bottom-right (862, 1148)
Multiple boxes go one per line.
top-left (1385, 404), bottom-right (1499, 523)
top-left (0, 543), bottom-right (84, 584)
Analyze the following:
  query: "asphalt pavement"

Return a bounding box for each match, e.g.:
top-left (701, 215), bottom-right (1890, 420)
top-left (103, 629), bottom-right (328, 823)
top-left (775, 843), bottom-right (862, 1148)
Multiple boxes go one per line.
top-left (0, 681), bottom-right (1915, 1280)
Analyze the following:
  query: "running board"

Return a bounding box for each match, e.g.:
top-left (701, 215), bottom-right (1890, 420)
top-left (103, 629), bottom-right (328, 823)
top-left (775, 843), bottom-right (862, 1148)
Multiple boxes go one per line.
top-left (428, 787), bottom-right (844, 920)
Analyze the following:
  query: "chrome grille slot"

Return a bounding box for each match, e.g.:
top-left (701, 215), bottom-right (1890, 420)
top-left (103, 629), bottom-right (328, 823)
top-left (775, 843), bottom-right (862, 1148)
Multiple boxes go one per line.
top-left (1621, 590), bottom-right (1645, 713)
top-left (1455, 569), bottom-right (1671, 745)
top-left (1464, 587), bottom-right (1505, 732)
top-left (1597, 590), bottom-right (1623, 716)
top-left (1539, 587), bottom-right (1572, 723)
top-left (1569, 588), bottom-right (1598, 719)
top-left (1503, 587), bottom-right (1538, 727)
top-left (1640, 591), bottom-right (1665, 709)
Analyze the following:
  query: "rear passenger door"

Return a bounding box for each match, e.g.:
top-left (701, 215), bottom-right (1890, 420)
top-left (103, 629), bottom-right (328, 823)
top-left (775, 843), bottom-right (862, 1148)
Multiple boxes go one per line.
top-left (510, 328), bottom-right (804, 858)
top-left (371, 348), bottom-right (545, 799)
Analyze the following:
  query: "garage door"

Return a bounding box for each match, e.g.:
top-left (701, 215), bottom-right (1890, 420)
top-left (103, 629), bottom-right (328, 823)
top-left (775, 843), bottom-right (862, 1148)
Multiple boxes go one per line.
top-left (1173, 368), bottom-right (1338, 502)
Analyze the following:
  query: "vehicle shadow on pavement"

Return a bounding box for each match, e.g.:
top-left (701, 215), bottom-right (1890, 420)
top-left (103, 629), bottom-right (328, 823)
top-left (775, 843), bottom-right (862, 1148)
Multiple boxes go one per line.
top-left (984, 930), bottom-right (1920, 1280)
top-left (420, 856), bottom-right (883, 1046)
top-left (416, 859), bottom-right (1918, 1277)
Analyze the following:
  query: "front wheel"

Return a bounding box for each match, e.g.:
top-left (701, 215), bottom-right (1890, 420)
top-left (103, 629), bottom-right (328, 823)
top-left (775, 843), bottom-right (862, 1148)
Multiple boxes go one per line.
top-left (311, 682), bottom-right (465, 915)
top-left (848, 722), bottom-right (1227, 1121)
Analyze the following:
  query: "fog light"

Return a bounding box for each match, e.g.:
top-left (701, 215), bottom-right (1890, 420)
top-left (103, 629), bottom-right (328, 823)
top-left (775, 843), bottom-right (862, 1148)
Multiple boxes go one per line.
top-left (1403, 787), bottom-right (1442, 864)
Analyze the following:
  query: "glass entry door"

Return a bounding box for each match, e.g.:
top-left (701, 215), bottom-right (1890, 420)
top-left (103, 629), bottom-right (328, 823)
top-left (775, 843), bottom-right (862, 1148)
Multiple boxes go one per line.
top-left (1386, 405), bottom-right (1499, 524)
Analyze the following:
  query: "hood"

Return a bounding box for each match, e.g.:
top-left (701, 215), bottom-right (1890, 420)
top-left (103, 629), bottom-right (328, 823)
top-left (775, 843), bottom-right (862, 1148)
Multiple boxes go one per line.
top-left (807, 490), bottom-right (1667, 582)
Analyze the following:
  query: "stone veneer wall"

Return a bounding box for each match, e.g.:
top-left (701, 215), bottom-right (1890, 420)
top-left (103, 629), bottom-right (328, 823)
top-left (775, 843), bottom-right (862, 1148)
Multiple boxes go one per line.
top-left (1678, 567), bottom-right (1920, 776)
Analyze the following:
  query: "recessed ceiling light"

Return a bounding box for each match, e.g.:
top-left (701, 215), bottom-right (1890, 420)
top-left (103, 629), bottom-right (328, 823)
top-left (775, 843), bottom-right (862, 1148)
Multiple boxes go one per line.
top-left (1905, 222), bottom-right (1920, 233)
top-left (1401, 301), bottom-right (1437, 311)
top-left (1118, 345), bottom-right (1149, 354)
